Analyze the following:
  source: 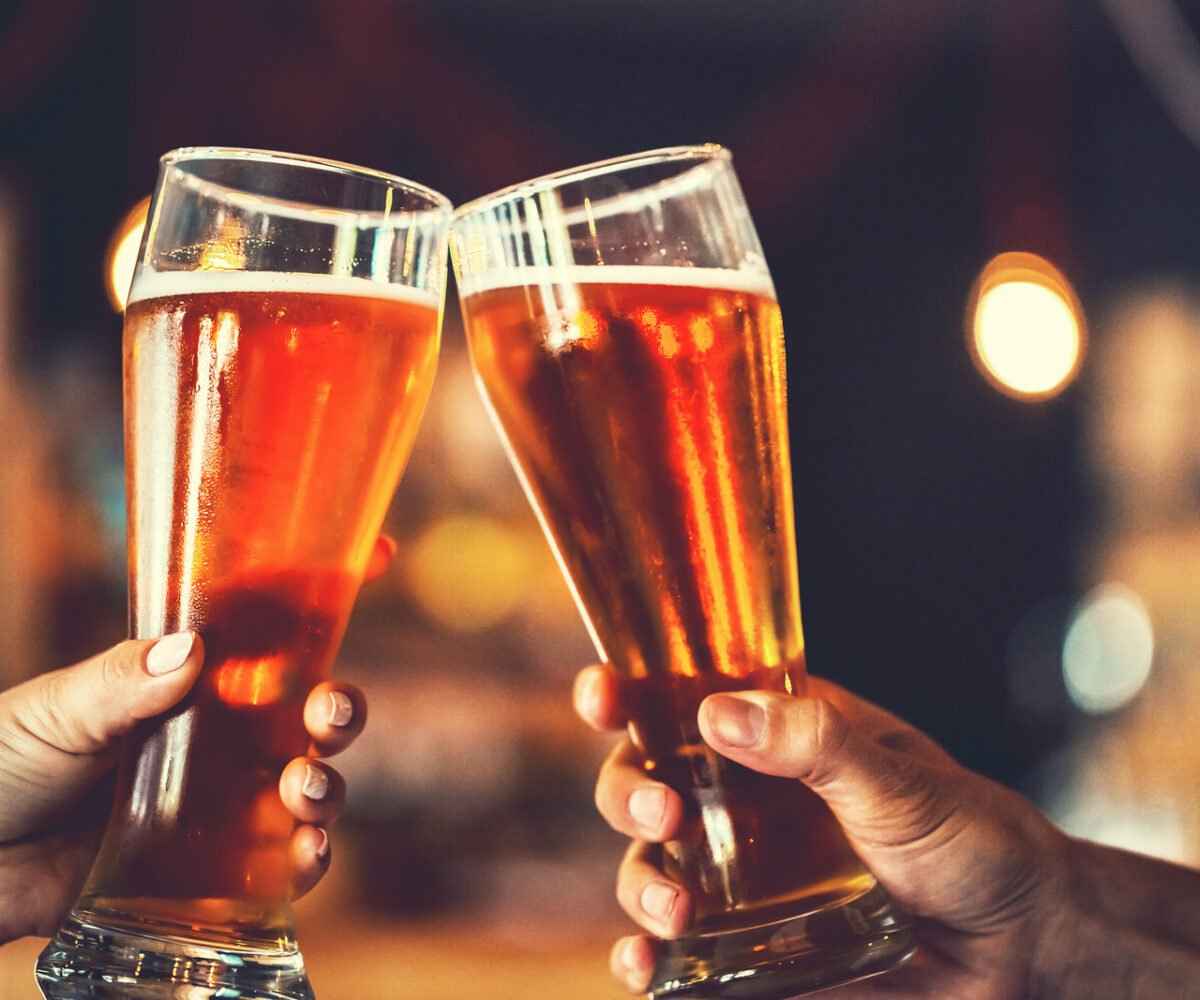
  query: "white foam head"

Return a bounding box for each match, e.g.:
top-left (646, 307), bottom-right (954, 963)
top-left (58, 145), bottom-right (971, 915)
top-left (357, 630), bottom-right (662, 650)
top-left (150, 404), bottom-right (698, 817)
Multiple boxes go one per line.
top-left (455, 264), bottom-right (776, 300)
top-left (127, 268), bottom-right (442, 308)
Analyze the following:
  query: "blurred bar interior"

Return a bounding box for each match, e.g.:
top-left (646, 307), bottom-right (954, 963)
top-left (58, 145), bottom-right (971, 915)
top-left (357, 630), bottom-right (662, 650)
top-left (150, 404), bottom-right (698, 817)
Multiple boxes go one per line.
top-left (4, 0), bottom-right (1200, 995)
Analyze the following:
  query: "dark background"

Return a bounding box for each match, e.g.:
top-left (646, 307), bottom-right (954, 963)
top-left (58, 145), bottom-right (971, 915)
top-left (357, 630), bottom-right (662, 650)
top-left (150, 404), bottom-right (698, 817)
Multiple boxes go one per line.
top-left (6, 1), bottom-right (1200, 995)
top-left (6, 0), bottom-right (1172, 782)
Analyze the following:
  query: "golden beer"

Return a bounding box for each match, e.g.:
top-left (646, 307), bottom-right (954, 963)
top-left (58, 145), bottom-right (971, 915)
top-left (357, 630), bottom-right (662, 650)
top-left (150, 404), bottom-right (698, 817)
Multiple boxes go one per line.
top-left (83, 274), bottom-right (439, 941)
top-left (463, 270), bottom-right (872, 932)
top-left (456, 145), bottom-right (913, 997)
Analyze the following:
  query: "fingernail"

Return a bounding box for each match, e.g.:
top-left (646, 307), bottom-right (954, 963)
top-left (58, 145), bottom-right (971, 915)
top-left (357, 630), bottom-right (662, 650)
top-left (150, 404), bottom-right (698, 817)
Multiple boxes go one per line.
top-left (706, 695), bottom-right (766, 748)
top-left (628, 787), bottom-right (666, 834)
top-left (327, 691), bottom-right (353, 727)
top-left (641, 882), bottom-right (678, 923)
top-left (146, 632), bottom-right (195, 676)
top-left (302, 763), bottom-right (329, 801)
top-left (314, 828), bottom-right (329, 858)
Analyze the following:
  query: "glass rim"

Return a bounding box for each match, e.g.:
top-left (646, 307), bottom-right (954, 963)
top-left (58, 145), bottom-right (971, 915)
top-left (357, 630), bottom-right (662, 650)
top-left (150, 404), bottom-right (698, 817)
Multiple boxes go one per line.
top-left (161, 146), bottom-right (454, 220)
top-left (452, 144), bottom-right (732, 221)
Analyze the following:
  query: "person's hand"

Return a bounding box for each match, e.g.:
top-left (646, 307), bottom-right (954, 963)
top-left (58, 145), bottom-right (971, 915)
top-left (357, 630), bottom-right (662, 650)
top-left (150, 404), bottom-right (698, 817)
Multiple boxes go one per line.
top-left (0, 535), bottom-right (395, 945)
top-left (574, 664), bottom-right (1071, 997)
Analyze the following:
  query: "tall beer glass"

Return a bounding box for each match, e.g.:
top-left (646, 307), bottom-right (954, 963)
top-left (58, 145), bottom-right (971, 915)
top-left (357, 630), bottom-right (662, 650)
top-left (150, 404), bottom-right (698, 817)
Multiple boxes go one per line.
top-left (452, 147), bottom-right (914, 998)
top-left (37, 148), bottom-right (450, 999)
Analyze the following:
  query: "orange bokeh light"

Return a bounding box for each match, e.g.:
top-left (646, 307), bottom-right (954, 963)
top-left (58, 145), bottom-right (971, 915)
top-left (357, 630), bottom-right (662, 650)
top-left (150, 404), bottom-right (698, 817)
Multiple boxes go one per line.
top-left (967, 252), bottom-right (1086, 401)
top-left (105, 195), bottom-right (150, 312)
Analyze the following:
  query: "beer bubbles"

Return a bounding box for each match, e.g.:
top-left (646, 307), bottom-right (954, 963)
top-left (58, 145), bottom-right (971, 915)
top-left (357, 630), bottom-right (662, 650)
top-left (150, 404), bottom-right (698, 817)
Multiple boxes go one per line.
top-left (967, 252), bottom-right (1085, 400)
top-left (1062, 584), bottom-right (1154, 714)
top-left (105, 196), bottom-right (150, 312)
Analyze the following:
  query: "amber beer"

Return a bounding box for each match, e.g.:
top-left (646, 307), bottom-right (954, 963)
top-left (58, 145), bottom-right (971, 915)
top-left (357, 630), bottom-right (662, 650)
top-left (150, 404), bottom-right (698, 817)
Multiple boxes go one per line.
top-left (462, 268), bottom-right (873, 932)
top-left (78, 272), bottom-right (440, 943)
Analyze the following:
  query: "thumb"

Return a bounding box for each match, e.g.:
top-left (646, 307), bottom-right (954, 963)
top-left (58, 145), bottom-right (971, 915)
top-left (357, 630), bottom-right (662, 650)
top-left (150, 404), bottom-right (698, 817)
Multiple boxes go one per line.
top-left (698, 691), bottom-right (961, 852)
top-left (14, 632), bottom-right (205, 756)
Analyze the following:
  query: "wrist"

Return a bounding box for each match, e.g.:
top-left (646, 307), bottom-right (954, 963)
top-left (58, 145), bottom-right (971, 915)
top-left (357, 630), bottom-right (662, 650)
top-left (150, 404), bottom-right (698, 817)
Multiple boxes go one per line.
top-left (1031, 835), bottom-right (1200, 999)
top-left (1019, 824), bottom-right (1082, 998)
top-left (1028, 834), bottom-right (1096, 998)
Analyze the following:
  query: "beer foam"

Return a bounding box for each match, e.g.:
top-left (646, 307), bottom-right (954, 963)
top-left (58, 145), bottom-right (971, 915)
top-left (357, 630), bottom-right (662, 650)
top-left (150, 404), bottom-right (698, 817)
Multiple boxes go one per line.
top-left (127, 269), bottom-right (442, 308)
top-left (455, 265), bottom-right (776, 300)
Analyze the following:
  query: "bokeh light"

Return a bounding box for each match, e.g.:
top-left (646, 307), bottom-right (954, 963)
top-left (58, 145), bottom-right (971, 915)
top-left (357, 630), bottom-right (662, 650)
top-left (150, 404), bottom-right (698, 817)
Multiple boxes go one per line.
top-left (1044, 751), bottom-right (1189, 864)
top-left (405, 514), bottom-right (537, 631)
top-left (105, 196), bottom-right (150, 312)
top-left (968, 252), bottom-right (1085, 400)
top-left (1062, 583), bottom-right (1154, 714)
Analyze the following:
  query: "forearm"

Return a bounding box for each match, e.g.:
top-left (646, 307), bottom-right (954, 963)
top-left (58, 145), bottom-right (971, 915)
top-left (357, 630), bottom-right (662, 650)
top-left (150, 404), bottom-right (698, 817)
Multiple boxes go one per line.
top-left (1034, 837), bottom-right (1200, 999)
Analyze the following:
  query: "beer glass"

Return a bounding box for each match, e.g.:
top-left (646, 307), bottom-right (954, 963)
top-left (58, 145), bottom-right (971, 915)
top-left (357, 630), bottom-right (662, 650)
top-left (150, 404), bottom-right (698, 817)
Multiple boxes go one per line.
top-left (451, 146), bottom-right (914, 998)
top-left (37, 148), bottom-right (450, 999)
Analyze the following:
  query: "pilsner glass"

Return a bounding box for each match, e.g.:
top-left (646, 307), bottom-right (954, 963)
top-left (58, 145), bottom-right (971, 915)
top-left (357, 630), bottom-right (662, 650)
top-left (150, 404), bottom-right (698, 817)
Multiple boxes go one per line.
top-left (451, 146), bottom-right (915, 998)
top-left (37, 148), bottom-right (450, 999)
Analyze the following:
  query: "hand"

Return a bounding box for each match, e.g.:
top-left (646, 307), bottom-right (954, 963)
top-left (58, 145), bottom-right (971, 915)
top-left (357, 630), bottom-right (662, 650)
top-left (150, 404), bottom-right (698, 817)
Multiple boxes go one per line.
top-left (0, 535), bottom-right (395, 945)
top-left (574, 664), bottom-right (1071, 997)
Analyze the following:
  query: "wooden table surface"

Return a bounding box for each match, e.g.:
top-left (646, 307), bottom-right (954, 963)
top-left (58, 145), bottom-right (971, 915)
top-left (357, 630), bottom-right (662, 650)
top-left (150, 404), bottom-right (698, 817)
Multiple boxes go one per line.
top-left (0, 863), bottom-right (628, 999)
top-left (0, 920), bottom-right (624, 1000)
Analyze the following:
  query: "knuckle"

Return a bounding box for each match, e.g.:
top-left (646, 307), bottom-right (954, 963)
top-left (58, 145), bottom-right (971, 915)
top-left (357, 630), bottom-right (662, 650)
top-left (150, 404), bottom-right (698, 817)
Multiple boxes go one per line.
top-left (593, 778), bottom-right (611, 821)
top-left (608, 942), bottom-right (625, 978)
top-left (868, 756), bottom-right (957, 849)
top-left (875, 727), bottom-right (928, 756)
top-left (593, 768), bottom-right (628, 829)
top-left (614, 868), bottom-right (639, 916)
top-left (99, 641), bottom-right (141, 690)
top-left (790, 698), bottom-right (849, 786)
top-left (36, 670), bottom-right (91, 749)
top-left (877, 749), bottom-right (931, 801)
top-left (615, 843), bottom-right (651, 913)
top-left (808, 698), bottom-right (849, 759)
top-left (36, 671), bottom-right (67, 725)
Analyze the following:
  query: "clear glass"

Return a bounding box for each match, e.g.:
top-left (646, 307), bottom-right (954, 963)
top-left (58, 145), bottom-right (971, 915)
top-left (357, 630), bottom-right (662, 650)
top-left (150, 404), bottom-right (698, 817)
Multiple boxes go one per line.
top-left (452, 146), bottom-right (915, 998)
top-left (37, 148), bottom-right (450, 1000)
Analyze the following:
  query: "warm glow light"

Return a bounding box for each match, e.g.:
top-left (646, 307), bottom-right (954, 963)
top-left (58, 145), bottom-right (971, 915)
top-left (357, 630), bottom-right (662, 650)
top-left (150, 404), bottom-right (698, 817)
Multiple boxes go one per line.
top-left (406, 514), bottom-right (536, 630)
top-left (976, 282), bottom-right (1077, 393)
top-left (1062, 584), bottom-right (1154, 714)
top-left (105, 196), bottom-right (150, 312)
top-left (968, 252), bottom-right (1085, 401)
top-left (1047, 787), bottom-right (1187, 864)
top-left (211, 657), bottom-right (287, 706)
top-left (659, 324), bottom-right (679, 357)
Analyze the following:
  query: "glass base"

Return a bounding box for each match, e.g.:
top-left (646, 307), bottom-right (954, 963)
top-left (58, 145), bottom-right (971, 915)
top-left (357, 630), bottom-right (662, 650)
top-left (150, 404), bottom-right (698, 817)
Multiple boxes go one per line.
top-left (35, 912), bottom-right (314, 1000)
top-left (649, 882), bottom-right (916, 999)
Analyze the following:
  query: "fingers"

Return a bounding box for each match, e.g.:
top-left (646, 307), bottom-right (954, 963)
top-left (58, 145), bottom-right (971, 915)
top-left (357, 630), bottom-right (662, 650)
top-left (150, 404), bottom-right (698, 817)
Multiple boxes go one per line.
top-left (289, 823), bottom-right (331, 899)
top-left (615, 841), bottom-right (692, 938)
top-left (6, 633), bottom-right (205, 755)
top-left (364, 534), bottom-right (397, 583)
top-left (287, 684), bottom-right (361, 900)
top-left (610, 935), bottom-right (656, 995)
top-left (285, 686), bottom-right (359, 900)
top-left (303, 682), bottom-right (367, 757)
top-left (698, 692), bottom-right (960, 852)
top-left (572, 664), bottom-right (957, 769)
top-left (594, 740), bottom-right (685, 842)
top-left (279, 758), bottom-right (346, 826)
top-left (573, 663), bottom-right (628, 731)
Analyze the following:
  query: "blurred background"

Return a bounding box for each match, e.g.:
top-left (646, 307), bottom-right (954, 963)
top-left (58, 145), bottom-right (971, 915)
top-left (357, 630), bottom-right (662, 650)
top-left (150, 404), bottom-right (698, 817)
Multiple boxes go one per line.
top-left (4, 0), bottom-right (1200, 995)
